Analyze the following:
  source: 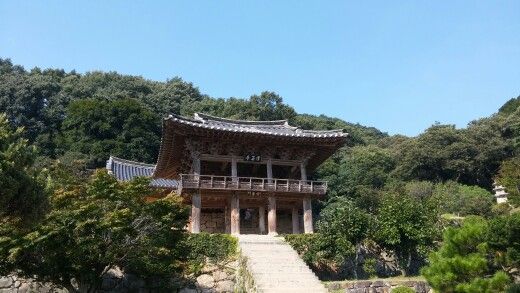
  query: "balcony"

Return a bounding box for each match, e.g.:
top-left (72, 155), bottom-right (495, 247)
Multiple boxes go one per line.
top-left (178, 174), bottom-right (328, 195)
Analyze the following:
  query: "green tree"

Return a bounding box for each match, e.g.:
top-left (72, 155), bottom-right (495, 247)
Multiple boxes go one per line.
top-left (499, 96), bottom-right (520, 116)
top-left (432, 182), bottom-right (494, 217)
top-left (150, 77), bottom-right (205, 116)
top-left (61, 98), bottom-right (161, 167)
top-left (0, 170), bottom-right (189, 292)
top-left (392, 122), bottom-right (510, 188)
top-left (0, 60), bottom-right (68, 157)
top-left (393, 124), bottom-right (477, 183)
top-left (292, 113), bottom-right (387, 146)
top-left (317, 198), bottom-right (372, 278)
top-left (487, 213), bottom-right (520, 277)
top-left (422, 216), bottom-right (512, 293)
top-left (189, 91), bottom-right (297, 122)
top-left (0, 113), bottom-right (47, 222)
top-left (375, 185), bottom-right (439, 275)
top-left (496, 157), bottom-right (520, 206)
top-left (339, 145), bottom-right (396, 197)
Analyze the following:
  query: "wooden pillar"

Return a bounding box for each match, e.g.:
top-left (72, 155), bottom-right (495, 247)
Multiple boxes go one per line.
top-left (224, 202), bottom-right (230, 234)
top-left (259, 205), bottom-right (266, 234)
top-left (267, 158), bottom-right (273, 183)
top-left (300, 161), bottom-right (307, 181)
top-left (191, 193), bottom-right (201, 233)
top-left (231, 157), bottom-right (237, 178)
top-left (230, 193), bottom-right (240, 235)
top-left (303, 197), bottom-right (313, 233)
top-left (192, 155), bottom-right (201, 175)
top-left (268, 196), bottom-right (277, 235)
top-left (292, 206), bottom-right (300, 234)
top-left (190, 151), bottom-right (201, 233)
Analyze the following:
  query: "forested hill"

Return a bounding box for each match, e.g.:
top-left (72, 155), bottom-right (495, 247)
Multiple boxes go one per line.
top-left (0, 58), bottom-right (384, 162)
top-left (1, 58), bottom-right (519, 196)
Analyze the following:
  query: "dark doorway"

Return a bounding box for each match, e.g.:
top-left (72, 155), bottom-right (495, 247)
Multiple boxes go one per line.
top-left (240, 208), bottom-right (259, 234)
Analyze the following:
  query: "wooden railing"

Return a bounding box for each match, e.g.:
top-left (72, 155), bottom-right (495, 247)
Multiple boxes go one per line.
top-left (178, 174), bottom-right (327, 195)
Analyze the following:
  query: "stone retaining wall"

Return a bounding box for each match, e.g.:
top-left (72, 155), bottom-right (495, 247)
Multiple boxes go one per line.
top-left (0, 275), bottom-right (67, 293)
top-left (325, 279), bottom-right (432, 293)
top-left (0, 260), bottom-right (238, 293)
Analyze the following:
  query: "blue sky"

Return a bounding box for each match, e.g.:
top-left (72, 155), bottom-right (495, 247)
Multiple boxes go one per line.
top-left (1, 1), bottom-right (519, 136)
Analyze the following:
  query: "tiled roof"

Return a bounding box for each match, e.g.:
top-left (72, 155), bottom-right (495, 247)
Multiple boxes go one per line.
top-left (106, 156), bottom-right (178, 189)
top-left (164, 113), bottom-right (348, 138)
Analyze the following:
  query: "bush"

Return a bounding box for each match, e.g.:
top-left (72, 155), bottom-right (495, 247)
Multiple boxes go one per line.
top-left (362, 258), bottom-right (377, 278)
top-left (284, 234), bottom-right (330, 265)
top-left (506, 283), bottom-right (520, 293)
top-left (186, 233), bottom-right (238, 273)
top-left (285, 233), bottom-right (361, 279)
top-left (391, 287), bottom-right (415, 293)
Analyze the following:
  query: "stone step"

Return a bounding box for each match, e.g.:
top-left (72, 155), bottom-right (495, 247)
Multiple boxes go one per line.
top-left (257, 285), bottom-right (328, 293)
top-left (256, 279), bottom-right (321, 282)
top-left (242, 250), bottom-right (297, 254)
top-left (249, 260), bottom-right (307, 267)
top-left (252, 271), bottom-right (318, 277)
top-left (241, 248), bottom-right (301, 253)
top-left (241, 246), bottom-right (297, 250)
top-left (246, 258), bottom-right (304, 263)
top-left (237, 235), bottom-right (327, 293)
top-left (249, 266), bottom-right (311, 272)
top-left (253, 275), bottom-right (319, 281)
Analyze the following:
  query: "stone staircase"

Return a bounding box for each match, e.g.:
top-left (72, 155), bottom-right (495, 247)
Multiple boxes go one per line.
top-left (237, 235), bottom-right (327, 293)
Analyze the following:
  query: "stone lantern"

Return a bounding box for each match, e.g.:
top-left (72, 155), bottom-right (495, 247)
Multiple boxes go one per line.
top-left (493, 182), bottom-right (509, 204)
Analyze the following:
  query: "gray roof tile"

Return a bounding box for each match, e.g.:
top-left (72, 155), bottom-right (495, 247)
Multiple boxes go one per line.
top-left (106, 156), bottom-right (178, 189)
top-left (164, 113), bottom-right (348, 138)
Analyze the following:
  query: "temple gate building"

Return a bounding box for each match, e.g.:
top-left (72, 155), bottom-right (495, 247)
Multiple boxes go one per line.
top-left (107, 113), bottom-right (347, 235)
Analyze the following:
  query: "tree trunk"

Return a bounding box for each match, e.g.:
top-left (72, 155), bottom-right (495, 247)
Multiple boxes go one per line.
top-left (404, 251), bottom-right (412, 276)
top-left (353, 244), bottom-right (359, 279)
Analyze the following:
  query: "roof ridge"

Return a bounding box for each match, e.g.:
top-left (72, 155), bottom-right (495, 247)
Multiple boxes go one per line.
top-left (194, 113), bottom-right (289, 126)
top-left (302, 129), bottom-right (347, 134)
top-left (165, 113), bottom-right (201, 123)
top-left (108, 156), bottom-right (156, 168)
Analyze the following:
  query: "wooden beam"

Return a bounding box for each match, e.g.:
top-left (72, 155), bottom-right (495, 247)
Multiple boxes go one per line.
top-left (200, 153), bottom-right (301, 166)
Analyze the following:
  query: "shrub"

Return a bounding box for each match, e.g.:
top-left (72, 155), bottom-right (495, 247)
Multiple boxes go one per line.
top-left (506, 283), bottom-right (520, 293)
top-left (186, 233), bottom-right (238, 273)
top-left (392, 286), bottom-right (415, 293)
top-left (362, 258), bottom-right (377, 278)
top-left (284, 234), bottom-right (330, 265)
